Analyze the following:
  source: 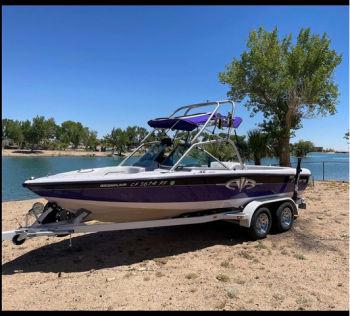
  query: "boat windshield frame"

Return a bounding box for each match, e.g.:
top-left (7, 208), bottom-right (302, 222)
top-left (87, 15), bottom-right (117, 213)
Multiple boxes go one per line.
top-left (118, 100), bottom-right (244, 171)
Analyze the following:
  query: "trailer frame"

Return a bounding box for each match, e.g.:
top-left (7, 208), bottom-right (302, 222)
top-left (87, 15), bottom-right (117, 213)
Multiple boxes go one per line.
top-left (2, 196), bottom-right (306, 246)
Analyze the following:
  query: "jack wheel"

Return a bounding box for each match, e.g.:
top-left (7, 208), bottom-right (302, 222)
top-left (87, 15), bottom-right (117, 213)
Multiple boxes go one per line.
top-left (12, 234), bottom-right (26, 245)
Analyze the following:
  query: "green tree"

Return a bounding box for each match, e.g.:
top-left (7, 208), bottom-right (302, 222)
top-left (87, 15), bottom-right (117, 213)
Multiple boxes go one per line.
top-left (202, 132), bottom-right (249, 162)
top-left (247, 129), bottom-right (270, 165)
top-left (107, 128), bottom-right (128, 156)
top-left (21, 120), bottom-right (32, 149)
top-left (292, 140), bottom-right (315, 157)
top-left (135, 126), bottom-right (148, 143)
top-left (125, 126), bottom-right (138, 150)
top-left (219, 27), bottom-right (342, 166)
top-left (23, 116), bottom-right (48, 150)
top-left (60, 121), bottom-right (85, 149)
top-left (344, 131), bottom-right (349, 142)
top-left (2, 119), bottom-right (24, 147)
top-left (40, 117), bottom-right (58, 150)
top-left (83, 128), bottom-right (98, 151)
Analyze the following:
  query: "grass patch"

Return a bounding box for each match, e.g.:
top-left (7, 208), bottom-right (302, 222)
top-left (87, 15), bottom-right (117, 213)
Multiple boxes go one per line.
top-left (296, 297), bottom-right (308, 305)
top-left (220, 261), bottom-right (230, 268)
top-left (154, 257), bottom-right (169, 265)
top-left (234, 278), bottom-right (245, 285)
top-left (238, 250), bottom-right (254, 260)
top-left (340, 234), bottom-right (349, 239)
top-left (254, 241), bottom-right (268, 250)
top-left (273, 293), bottom-right (285, 302)
top-left (185, 273), bottom-right (199, 280)
top-left (214, 301), bottom-right (227, 309)
top-left (124, 272), bottom-right (133, 278)
top-left (155, 271), bottom-right (165, 277)
top-left (139, 261), bottom-right (148, 267)
top-left (294, 253), bottom-right (306, 260)
top-left (281, 249), bottom-right (289, 256)
top-left (271, 242), bottom-right (278, 249)
top-left (226, 287), bottom-right (238, 299)
top-left (216, 274), bottom-right (230, 283)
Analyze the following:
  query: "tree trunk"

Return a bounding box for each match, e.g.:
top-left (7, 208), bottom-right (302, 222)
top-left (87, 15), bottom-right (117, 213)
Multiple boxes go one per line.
top-left (279, 108), bottom-right (293, 167)
top-left (279, 135), bottom-right (291, 166)
top-left (254, 156), bottom-right (261, 165)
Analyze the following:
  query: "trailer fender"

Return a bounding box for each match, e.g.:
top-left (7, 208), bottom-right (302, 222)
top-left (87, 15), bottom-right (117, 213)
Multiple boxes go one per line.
top-left (239, 197), bottom-right (297, 228)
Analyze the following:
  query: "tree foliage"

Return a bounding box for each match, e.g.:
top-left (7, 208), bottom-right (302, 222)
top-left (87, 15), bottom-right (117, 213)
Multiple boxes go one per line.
top-left (247, 129), bottom-right (271, 165)
top-left (106, 128), bottom-right (129, 156)
top-left (2, 119), bottom-right (24, 147)
top-left (219, 27), bottom-right (341, 166)
top-left (291, 140), bottom-right (315, 157)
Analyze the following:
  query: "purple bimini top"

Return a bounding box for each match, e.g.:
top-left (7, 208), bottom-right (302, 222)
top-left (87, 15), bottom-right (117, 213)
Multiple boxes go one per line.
top-left (148, 112), bottom-right (242, 131)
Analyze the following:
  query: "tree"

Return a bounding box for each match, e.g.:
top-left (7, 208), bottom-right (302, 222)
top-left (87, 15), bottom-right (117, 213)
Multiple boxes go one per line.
top-left (23, 116), bottom-right (48, 150)
top-left (292, 140), bottom-right (314, 157)
top-left (135, 126), bottom-right (148, 143)
top-left (344, 131), bottom-right (349, 142)
top-left (219, 27), bottom-right (342, 166)
top-left (60, 121), bottom-right (85, 149)
top-left (201, 132), bottom-right (250, 162)
top-left (83, 128), bottom-right (98, 151)
top-left (122, 125), bottom-right (149, 150)
top-left (2, 119), bottom-right (24, 147)
top-left (247, 129), bottom-right (270, 165)
top-left (40, 118), bottom-right (57, 149)
top-left (107, 128), bottom-right (128, 156)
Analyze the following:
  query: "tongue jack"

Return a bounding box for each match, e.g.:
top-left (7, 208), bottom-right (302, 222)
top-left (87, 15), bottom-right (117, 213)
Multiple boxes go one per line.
top-left (293, 157), bottom-right (302, 201)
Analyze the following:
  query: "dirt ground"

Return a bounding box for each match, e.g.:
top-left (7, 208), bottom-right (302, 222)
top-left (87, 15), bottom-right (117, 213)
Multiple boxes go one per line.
top-left (2, 181), bottom-right (349, 311)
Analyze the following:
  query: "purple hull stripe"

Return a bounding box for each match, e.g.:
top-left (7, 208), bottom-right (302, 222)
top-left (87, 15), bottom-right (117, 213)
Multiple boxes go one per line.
top-left (31, 182), bottom-right (299, 203)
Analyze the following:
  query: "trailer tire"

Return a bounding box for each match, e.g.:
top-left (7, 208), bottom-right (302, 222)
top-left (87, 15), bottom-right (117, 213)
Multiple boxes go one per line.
top-left (274, 202), bottom-right (294, 233)
top-left (248, 207), bottom-right (272, 240)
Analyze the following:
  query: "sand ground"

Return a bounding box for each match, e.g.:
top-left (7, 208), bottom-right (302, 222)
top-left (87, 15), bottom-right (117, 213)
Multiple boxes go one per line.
top-left (1, 181), bottom-right (349, 311)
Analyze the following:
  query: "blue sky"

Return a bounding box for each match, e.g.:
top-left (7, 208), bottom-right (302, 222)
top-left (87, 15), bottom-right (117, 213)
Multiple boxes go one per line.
top-left (2, 6), bottom-right (349, 150)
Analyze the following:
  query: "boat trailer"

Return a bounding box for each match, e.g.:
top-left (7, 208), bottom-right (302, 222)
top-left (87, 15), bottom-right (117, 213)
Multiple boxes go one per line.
top-left (2, 196), bottom-right (306, 247)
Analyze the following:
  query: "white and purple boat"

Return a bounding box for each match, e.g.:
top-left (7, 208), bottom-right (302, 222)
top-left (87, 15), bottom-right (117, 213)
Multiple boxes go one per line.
top-left (23, 100), bottom-right (311, 223)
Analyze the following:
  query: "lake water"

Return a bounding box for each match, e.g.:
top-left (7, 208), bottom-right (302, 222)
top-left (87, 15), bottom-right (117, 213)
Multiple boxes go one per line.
top-left (2, 152), bottom-right (349, 201)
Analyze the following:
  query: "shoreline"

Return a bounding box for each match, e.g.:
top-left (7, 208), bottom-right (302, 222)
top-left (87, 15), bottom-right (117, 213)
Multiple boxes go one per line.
top-left (2, 149), bottom-right (114, 157)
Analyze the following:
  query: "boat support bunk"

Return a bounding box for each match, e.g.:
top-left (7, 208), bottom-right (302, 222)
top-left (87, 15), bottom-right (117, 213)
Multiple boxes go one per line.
top-left (2, 196), bottom-right (306, 247)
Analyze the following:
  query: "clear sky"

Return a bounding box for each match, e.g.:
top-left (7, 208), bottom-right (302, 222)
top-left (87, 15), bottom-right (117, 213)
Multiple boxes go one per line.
top-left (2, 5), bottom-right (349, 150)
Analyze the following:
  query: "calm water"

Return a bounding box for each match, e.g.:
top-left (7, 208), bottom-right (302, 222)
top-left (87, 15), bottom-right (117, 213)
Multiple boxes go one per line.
top-left (2, 152), bottom-right (349, 201)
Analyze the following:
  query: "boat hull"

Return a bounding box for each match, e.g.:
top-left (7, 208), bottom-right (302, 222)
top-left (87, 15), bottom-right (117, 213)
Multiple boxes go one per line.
top-left (24, 172), bottom-right (310, 222)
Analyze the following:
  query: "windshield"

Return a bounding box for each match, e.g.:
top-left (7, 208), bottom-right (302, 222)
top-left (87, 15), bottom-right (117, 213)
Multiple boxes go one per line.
top-left (131, 142), bottom-right (168, 170)
top-left (161, 144), bottom-right (216, 168)
top-left (120, 137), bottom-right (233, 171)
top-left (120, 138), bottom-right (173, 171)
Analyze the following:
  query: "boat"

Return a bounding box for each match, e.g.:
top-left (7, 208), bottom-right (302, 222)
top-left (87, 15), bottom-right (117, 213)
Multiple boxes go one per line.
top-left (23, 100), bottom-right (311, 223)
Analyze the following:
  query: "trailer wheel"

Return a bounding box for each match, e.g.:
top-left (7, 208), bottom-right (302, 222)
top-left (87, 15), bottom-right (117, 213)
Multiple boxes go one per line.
top-left (274, 202), bottom-right (294, 233)
top-left (248, 207), bottom-right (272, 240)
top-left (12, 234), bottom-right (26, 245)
